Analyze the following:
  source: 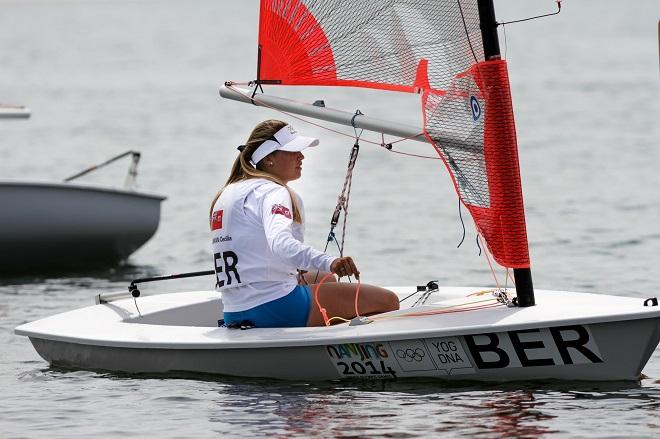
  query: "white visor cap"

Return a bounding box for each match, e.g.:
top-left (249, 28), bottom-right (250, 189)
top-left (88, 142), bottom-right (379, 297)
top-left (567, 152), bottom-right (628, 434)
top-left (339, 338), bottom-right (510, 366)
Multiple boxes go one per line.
top-left (250, 125), bottom-right (319, 166)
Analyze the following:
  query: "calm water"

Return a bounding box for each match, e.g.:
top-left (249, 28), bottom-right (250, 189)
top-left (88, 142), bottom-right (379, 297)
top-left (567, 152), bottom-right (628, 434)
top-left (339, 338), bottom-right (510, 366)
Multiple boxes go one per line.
top-left (2, 0), bottom-right (660, 437)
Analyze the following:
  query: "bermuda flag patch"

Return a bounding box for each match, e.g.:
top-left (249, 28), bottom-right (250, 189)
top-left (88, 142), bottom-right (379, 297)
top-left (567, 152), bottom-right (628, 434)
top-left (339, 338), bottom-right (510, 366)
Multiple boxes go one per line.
top-left (211, 210), bottom-right (224, 230)
top-left (271, 204), bottom-right (292, 219)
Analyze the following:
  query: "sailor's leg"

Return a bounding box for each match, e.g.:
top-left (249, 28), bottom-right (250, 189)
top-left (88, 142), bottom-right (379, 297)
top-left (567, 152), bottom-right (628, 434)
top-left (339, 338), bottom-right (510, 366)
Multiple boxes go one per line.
top-left (299, 270), bottom-right (337, 285)
top-left (306, 283), bottom-right (399, 327)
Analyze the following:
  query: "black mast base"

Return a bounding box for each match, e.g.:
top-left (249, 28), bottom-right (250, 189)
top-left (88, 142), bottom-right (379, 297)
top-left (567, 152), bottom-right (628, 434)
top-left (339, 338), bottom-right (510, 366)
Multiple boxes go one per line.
top-left (513, 268), bottom-right (535, 307)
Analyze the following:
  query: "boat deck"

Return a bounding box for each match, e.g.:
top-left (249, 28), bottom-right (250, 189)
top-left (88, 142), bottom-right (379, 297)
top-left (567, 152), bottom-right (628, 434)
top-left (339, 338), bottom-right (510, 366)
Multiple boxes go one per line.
top-left (15, 287), bottom-right (660, 349)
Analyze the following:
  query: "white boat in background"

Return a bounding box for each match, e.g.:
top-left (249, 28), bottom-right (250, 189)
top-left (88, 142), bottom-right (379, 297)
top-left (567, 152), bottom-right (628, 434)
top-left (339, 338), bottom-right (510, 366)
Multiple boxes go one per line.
top-left (0, 103), bottom-right (31, 119)
top-left (15, 0), bottom-right (660, 382)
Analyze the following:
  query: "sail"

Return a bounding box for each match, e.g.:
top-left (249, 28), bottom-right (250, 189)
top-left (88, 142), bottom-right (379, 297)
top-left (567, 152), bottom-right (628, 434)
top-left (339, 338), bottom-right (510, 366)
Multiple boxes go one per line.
top-left (257, 0), bottom-right (530, 269)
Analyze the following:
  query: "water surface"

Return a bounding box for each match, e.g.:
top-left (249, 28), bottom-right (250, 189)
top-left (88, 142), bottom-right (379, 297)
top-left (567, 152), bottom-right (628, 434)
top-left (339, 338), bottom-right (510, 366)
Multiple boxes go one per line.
top-left (1, 0), bottom-right (659, 437)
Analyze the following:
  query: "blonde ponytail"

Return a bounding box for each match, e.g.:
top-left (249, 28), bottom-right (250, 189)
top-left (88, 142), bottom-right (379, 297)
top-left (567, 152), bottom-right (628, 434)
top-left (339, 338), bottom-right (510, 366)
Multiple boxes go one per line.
top-left (210, 119), bottom-right (303, 226)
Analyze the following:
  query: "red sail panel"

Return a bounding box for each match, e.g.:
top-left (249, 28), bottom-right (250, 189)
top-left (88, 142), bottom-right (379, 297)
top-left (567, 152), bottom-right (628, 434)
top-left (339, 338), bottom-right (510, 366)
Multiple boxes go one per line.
top-left (423, 60), bottom-right (530, 268)
top-left (258, 0), bottom-right (338, 86)
top-left (258, 0), bottom-right (482, 93)
top-left (258, 0), bottom-right (530, 269)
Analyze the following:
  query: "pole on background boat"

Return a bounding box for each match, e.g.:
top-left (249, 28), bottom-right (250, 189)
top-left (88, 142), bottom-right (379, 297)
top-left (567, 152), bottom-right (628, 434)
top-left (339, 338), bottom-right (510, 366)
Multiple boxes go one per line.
top-left (477, 0), bottom-right (535, 307)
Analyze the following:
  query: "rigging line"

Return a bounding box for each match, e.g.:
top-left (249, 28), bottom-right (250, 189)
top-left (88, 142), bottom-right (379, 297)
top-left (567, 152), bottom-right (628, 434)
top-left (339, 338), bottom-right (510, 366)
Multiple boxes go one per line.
top-left (314, 230), bottom-right (336, 284)
top-left (456, 197), bottom-right (466, 248)
top-left (399, 288), bottom-right (423, 304)
top-left (225, 84), bottom-right (441, 160)
top-left (330, 233), bottom-right (352, 283)
top-left (339, 167), bottom-right (354, 255)
top-left (371, 300), bottom-right (503, 321)
top-left (335, 139), bottom-right (360, 259)
top-left (380, 132), bottom-right (392, 151)
top-left (320, 232), bottom-right (341, 282)
top-left (478, 234), bottom-right (502, 291)
top-left (389, 131), bottom-right (426, 144)
top-left (456, 0), bottom-right (480, 65)
top-left (133, 296), bottom-right (142, 318)
top-left (381, 148), bottom-right (440, 160)
top-left (421, 296), bottom-right (498, 310)
top-left (471, 224), bottom-right (512, 293)
top-left (502, 23), bottom-right (508, 60)
top-left (498, 1), bottom-right (562, 26)
top-left (380, 130), bottom-right (440, 159)
top-left (331, 233), bottom-right (353, 283)
top-left (320, 140), bottom-right (359, 285)
top-left (331, 233), bottom-right (342, 254)
top-left (508, 269), bottom-right (516, 286)
top-left (402, 301), bottom-right (501, 317)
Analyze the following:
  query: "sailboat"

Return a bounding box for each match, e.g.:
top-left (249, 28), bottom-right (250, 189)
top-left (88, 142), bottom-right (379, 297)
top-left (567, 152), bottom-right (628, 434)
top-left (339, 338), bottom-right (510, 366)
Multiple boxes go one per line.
top-left (2, 100), bottom-right (166, 275)
top-left (15, 0), bottom-right (660, 381)
top-left (1, 102), bottom-right (165, 275)
top-left (0, 103), bottom-right (31, 119)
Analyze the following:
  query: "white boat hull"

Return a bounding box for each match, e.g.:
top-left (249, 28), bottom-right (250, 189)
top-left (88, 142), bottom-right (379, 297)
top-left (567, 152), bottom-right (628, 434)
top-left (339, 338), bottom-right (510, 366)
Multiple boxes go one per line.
top-left (15, 287), bottom-right (660, 382)
top-left (0, 181), bottom-right (165, 273)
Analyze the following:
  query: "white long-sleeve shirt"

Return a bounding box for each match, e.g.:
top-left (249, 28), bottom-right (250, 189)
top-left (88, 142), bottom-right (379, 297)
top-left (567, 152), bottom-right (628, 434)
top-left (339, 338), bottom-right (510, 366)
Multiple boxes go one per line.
top-left (211, 178), bottom-right (335, 312)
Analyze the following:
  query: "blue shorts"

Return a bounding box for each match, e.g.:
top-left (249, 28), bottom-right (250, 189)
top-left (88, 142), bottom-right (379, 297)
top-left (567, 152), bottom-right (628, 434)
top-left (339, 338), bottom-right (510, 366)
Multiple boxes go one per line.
top-left (222, 285), bottom-right (311, 328)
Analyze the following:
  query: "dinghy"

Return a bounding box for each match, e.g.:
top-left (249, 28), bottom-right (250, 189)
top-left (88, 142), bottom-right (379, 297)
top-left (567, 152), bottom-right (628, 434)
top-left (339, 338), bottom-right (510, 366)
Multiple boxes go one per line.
top-left (0, 103), bottom-right (31, 119)
top-left (14, 283), bottom-right (660, 381)
top-left (15, 0), bottom-right (660, 381)
top-left (1, 151), bottom-right (165, 274)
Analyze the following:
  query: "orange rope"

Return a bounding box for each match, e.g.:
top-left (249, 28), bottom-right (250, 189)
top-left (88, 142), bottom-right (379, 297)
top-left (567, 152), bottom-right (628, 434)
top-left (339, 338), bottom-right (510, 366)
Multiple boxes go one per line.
top-left (313, 272), bottom-right (335, 326)
top-left (313, 272), bottom-right (362, 326)
top-left (354, 277), bottom-right (362, 319)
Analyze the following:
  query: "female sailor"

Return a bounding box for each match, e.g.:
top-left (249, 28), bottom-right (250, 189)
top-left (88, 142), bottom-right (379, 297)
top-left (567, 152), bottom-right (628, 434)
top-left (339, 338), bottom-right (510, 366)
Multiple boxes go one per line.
top-left (210, 119), bottom-right (399, 327)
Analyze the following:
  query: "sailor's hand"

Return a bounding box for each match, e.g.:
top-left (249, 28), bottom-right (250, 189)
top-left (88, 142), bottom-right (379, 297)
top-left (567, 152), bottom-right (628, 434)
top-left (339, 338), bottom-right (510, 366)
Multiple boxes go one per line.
top-left (330, 257), bottom-right (360, 280)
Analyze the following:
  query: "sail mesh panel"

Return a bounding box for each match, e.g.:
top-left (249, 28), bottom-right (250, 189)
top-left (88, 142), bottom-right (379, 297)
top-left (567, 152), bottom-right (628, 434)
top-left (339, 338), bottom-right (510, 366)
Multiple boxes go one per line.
top-left (258, 0), bottom-right (530, 268)
top-left (258, 0), bottom-right (483, 91)
top-left (424, 60), bottom-right (530, 268)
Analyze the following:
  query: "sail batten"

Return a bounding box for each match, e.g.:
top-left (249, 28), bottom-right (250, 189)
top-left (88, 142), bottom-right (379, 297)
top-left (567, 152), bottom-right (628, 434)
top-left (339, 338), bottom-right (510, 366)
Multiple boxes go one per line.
top-left (254, 0), bottom-right (531, 269)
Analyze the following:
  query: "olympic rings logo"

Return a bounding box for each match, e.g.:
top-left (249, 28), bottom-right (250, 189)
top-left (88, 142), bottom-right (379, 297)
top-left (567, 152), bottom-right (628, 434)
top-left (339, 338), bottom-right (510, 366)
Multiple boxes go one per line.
top-left (396, 348), bottom-right (425, 362)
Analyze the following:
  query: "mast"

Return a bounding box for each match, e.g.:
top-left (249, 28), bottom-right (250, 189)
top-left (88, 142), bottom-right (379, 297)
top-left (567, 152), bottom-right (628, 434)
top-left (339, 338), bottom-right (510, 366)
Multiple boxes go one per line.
top-left (477, 0), bottom-right (535, 307)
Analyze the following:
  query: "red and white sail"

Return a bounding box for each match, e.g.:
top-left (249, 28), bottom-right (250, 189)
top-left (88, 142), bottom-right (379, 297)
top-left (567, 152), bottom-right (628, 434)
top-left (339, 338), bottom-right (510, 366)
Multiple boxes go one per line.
top-left (257, 0), bottom-right (530, 269)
